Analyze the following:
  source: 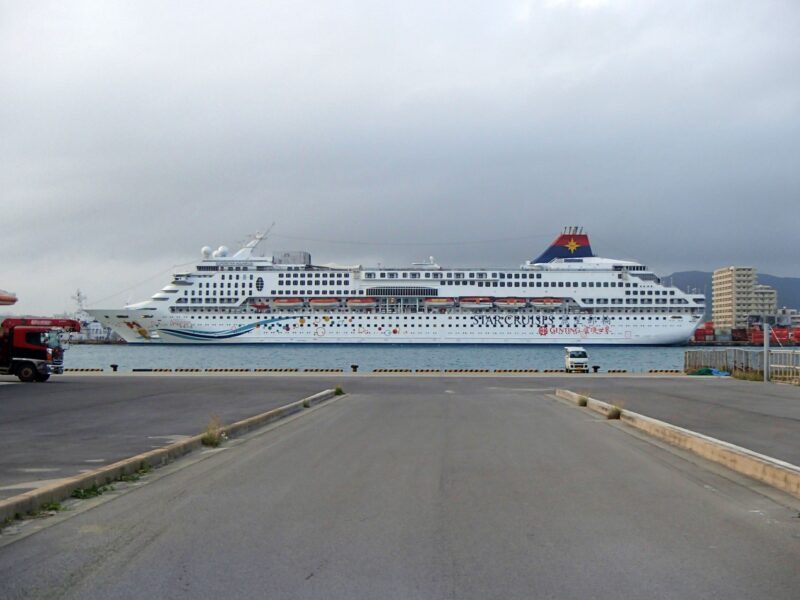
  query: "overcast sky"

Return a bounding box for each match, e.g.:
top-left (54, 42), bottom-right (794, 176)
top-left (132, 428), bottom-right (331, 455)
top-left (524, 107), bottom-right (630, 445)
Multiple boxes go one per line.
top-left (2, 0), bottom-right (798, 315)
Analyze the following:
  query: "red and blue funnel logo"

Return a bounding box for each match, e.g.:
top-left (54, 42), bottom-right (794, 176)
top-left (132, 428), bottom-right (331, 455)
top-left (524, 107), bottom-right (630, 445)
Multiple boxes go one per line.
top-left (533, 231), bottom-right (594, 263)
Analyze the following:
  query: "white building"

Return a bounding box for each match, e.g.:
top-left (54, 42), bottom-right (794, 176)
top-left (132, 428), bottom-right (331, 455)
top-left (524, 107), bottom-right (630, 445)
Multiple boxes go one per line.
top-left (712, 267), bottom-right (778, 329)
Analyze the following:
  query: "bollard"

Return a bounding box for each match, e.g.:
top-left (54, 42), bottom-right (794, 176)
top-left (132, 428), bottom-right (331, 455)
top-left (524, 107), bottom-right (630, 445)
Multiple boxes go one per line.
top-left (110, 364), bottom-right (119, 372)
top-left (592, 365), bottom-right (600, 373)
top-left (351, 364), bottom-right (359, 372)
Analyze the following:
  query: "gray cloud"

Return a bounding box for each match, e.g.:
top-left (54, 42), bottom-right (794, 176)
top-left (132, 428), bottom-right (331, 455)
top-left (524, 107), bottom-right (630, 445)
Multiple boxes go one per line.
top-left (2, 0), bottom-right (798, 315)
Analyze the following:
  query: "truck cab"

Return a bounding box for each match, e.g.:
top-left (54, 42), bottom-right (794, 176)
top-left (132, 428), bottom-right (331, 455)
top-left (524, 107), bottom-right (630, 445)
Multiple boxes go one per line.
top-left (0, 318), bottom-right (80, 382)
top-left (564, 346), bottom-right (589, 373)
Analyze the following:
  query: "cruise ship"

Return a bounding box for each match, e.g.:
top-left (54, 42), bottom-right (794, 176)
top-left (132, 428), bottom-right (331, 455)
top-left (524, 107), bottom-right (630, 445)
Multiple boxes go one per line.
top-left (87, 228), bottom-right (705, 345)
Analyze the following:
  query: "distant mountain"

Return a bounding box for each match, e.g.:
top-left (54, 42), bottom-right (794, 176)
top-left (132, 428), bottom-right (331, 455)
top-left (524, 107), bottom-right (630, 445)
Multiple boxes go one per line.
top-left (666, 271), bottom-right (800, 320)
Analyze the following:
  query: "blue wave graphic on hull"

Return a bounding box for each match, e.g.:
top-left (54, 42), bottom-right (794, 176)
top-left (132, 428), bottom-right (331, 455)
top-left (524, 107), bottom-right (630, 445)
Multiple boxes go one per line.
top-left (157, 316), bottom-right (297, 340)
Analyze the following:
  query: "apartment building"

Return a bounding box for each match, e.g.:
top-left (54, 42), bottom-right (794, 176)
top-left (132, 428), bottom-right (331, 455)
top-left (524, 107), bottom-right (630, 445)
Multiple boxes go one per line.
top-left (712, 267), bottom-right (777, 329)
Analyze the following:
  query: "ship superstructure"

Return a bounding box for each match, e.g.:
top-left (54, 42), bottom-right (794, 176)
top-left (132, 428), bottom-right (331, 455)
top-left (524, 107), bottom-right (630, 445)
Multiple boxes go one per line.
top-left (87, 228), bottom-right (705, 345)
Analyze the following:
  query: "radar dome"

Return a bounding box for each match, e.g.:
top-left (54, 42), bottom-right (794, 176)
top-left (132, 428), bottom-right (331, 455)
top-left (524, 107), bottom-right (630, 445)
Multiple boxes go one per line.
top-left (217, 246), bottom-right (229, 257)
top-left (201, 246), bottom-right (212, 258)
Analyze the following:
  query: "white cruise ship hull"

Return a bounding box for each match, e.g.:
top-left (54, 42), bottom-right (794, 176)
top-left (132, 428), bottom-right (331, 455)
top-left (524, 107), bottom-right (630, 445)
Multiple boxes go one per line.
top-left (88, 310), bottom-right (698, 346)
top-left (88, 228), bottom-right (707, 346)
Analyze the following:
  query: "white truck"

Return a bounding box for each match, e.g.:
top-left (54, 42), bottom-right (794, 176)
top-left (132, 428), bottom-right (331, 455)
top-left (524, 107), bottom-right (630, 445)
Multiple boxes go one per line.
top-left (564, 346), bottom-right (589, 373)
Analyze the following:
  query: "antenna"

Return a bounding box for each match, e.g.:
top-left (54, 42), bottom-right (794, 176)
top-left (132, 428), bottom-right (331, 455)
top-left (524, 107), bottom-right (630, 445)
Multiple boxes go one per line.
top-left (71, 289), bottom-right (87, 312)
top-left (243, 222), bottom-right (277, 251)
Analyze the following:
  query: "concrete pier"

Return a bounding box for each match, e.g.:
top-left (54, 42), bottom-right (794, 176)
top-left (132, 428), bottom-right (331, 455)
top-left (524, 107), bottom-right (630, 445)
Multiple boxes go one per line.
top-left (1, 375), bottom-right (798, 599)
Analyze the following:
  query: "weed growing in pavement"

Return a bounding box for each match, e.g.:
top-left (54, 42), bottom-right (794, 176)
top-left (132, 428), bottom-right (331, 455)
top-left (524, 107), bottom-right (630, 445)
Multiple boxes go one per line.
top-left (118, 463), bottom-right (153, 483)
top-left (39, 501), bottom-right (62, 512)
top-left (71, 484), bottom-right (114, 499)
top-left (607, 405), bottom-right (622, 420)
top-left (732, 369), bottom-right (764, 382)
top-left (577, 395), bottom-right (588, 407)
top-left (334, 386), bottom-right (344, 396)
top-left (201, 415), bottom-right (226, 447)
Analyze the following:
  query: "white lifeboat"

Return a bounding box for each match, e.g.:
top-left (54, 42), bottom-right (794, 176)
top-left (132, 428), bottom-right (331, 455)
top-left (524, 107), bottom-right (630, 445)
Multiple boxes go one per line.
top-left (531, 297), bottom-right (564, 309)
top-left (494, 297), bottom-right (528, 310)
top-left (423, 297), bottom-right (455, 309)
top-left (309, 298), bottom-right (341, 309)
top-left (346, 297), bottom-right (378, 309)
top-left (459, 296), bottom-right (493, 309)
top-left (272, 297), bottom-right (305, 310)
top-left (0, 289), bottom-right (17, 306)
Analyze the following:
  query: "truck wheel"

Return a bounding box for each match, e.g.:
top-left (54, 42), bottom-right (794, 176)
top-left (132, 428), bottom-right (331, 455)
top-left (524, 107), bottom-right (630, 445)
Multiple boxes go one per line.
top-left (34, 372), bottom-right (50, 382)
top-left (16, 363), bottom-right (37, 382)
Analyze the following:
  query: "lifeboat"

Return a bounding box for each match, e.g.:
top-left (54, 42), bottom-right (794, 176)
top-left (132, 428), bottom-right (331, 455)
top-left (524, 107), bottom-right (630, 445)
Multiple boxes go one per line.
top-left (0, 289), bottom-right (17, 306)
top-left (494, 297), bottom-right (528, 310)
top-left (459, 297), bottom-right (493, 309)
top-left (423, 297), bottom-right (455, 309)
top-left (309, 298), bottom-right (341, 309)
top-left (271, 297), bottom-right (305, 309)
top-left (346, 297), bottom-right (378, 309)
top-left (250, 301), bottom-right (271, 311)
top-left (531, 297), bottom-right (563, 309)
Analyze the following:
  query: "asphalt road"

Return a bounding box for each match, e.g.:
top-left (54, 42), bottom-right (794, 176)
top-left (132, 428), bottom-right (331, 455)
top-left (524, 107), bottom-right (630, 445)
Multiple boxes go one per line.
top-left (2, 374), bottom-right (798, 501)
top-left (564, 376), bottom-right (800, 464)
top-left (0, 376), bottom-right (331, 498)
top-left (1, 381), bottom-right (798, 599)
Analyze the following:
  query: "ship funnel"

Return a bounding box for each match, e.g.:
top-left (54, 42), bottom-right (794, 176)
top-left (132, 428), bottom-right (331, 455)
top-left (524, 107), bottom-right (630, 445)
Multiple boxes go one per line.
top-left (532, 228), bottom-right (594, 263)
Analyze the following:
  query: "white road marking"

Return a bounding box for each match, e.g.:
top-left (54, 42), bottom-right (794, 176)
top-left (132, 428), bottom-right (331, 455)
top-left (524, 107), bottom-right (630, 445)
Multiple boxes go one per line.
top-left (0, 477), bottom-right (69, 491)
top-left (147, 435), bottom-right (191, 443)
top-left (18, 468), bottom-right (60, 473)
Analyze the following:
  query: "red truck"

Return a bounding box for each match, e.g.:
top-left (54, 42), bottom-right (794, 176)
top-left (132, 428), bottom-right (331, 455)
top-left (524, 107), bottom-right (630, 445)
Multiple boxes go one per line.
top-left (0, 318), bottom-right (81, 382)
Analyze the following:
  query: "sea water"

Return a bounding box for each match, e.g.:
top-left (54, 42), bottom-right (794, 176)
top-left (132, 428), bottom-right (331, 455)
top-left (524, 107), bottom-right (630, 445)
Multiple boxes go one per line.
top-left (64, 344), bottom-right (711, 373)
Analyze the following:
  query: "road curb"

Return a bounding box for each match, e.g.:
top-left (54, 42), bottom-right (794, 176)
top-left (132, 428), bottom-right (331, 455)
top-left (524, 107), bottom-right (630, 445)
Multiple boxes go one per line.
top-left (0, 389), bottom-right (336, 524)
top-left (554, 389), bottom-right (800, 500)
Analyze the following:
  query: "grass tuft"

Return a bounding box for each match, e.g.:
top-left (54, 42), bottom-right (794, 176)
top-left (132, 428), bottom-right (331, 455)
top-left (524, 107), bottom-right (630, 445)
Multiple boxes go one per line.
top-left (39, 501), bottom-right (62, 512)
top-left (732, 369), bottom-right (764, 382)
top-left (607, 405), bottom-right (622, 420)
top-left (577, 395), bottom-right (588, 407)
top-left (334, 386), bottom-right (344, 396)
top-left (71, 484), bottom-right (113, 499)
top-left (201, 415), bottom-right (225, 447)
